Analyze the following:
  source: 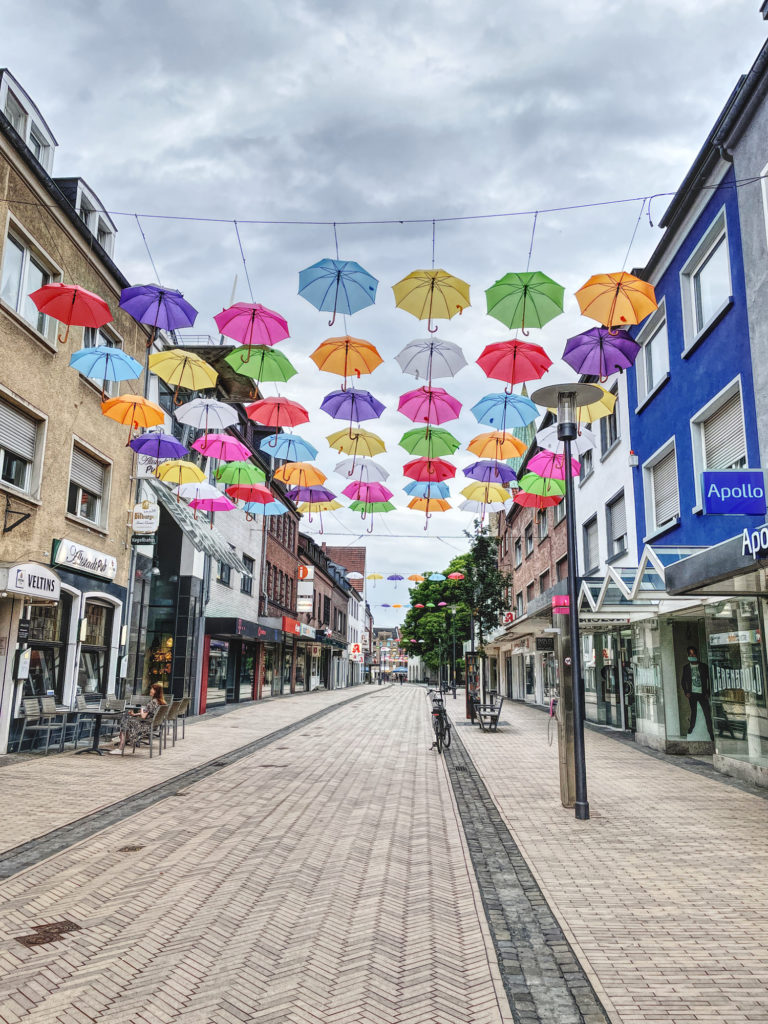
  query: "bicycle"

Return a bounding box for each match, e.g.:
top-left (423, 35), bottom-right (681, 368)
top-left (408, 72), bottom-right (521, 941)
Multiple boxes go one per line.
top-left (427, 689), bottom-right (452, 753)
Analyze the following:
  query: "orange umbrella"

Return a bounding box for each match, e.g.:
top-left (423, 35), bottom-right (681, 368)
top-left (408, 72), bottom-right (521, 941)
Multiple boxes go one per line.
top-left (101, 394), bottom-right (164, 443)
top-left (575, 272), bottom-right (657, 331)
top-left (468, 431), bottom-right (526, 460)
top-left (310, 336), bottom-right (383, 386)
top-left (273, 462), bottom-right (327, 487)
top-left (408, 495), bottom-right (451, 530)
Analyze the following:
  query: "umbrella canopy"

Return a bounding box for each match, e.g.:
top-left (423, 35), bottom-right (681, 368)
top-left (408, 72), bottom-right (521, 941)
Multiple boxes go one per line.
top-left (367, 573), bottom-right (384, 581)
top-left (274, 462), bottom-right (327, 487)
top-left (174, 398), bottom-right (238, 433)
top-left (404, 480), bottom-right (450, 499)
top-left (563, 327), bottom-right (640, 378)
top-left (244, 500), bottom-right (287, 516)
top-left (387, 574), bottom-right (404, 581)
top-left (395, 338), bottom-right (467, 381)
top-left (320, 388), bottom-right (385, 423)
top-left (459, 498), bottom-right (508, 514)
top-left (527, 451), bottom-right (580, 480)
top-left (461, 482), bottom-right (511, 504)
top-left (29, 283), bottom-right (112, 345)
top-left (215, 461), bottom-right (266, 487)
top-left (259, 433), bottom-right (318, 461)
top-left (408, 574), bottom-right (425, 582)
top-left (149, 348), bottom-right (218, 402)
top-left (392, 269), bottom-right (471, 333)
top-left (468, 431), bottom-right (527, 460)
top-left (189, 494), bottom-right (237, 513)
top-left (536, 424), bottom-right (596, 457)
top-left (347, 572), bottom-right (365, 580)
top-left (223, 345), bottom-right (296, 383)
top-left (334, 457), bottom-right (389, 481)
top-left (128, 432), bottom-right (187, 459)
top-left (476, 338), bottom-right (552, 389)
top-left (428, 573), bottom-right (446, 581)
top-left (485, 271), bottom-right (564, 332)
top-left (310, 336), bottom-right (383, 383)
top-left (575, 272), bottom-right (657, 330)
top-left (402, 457), bottom-right (456, 482)
top-left (69, 346), bottom-right (142, 388)
top-left (226, 483), bottom-right (274, 504)
top-left (119, 284), bottom-right (197, 342)
top-left (191, 433), bottom-right (251, 461)
top-left (246, 397), bottom-right (310, 429)
top-left (327, 428), bottom-right (386, 457)
top-left (213, 302), bottom-right (289, 347)
top-left (350, 500), bottom-right (395, 514)
top-left (154, 460), bottom-right (205, 486)
top-left (286, 485), bottom-right (336, 504)
top-left (398, 386), bottom-right (461, 425)
top-left (463, 460), bottom-right (517, 485)
top-left (399, 426), bottom-right (460, 458)
top-left (341, 481), bottom-right (393, 503)
top-left (517, 472), bottom-right (566, 497)
top-left (447, 572), bottom-right (465, 579)
top-left (471, 392), bottom-right (539, 430)
top-left (296, 500), bottom-right (342, 514)
top-left (298, 258), bottom-right (378, 325)
top-left (547, 384), bottom-right (616, 424)
top-left (176, 482), bottom-right (223, 502)
top-left (101, 394), bottom-right (164, 439)
top-left (513, 491), bottom-right (563, 509)
top-left (408, 497), bottom-right (451, 514)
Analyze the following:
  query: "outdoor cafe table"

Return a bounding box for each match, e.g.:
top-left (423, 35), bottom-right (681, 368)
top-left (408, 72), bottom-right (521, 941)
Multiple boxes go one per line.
top-left (75, 709), bottom-right (124, 756)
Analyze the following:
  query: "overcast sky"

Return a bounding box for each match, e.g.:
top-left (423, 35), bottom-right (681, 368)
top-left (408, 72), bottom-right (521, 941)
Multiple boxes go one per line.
top-left (4, 1), bottom-right (765, 624)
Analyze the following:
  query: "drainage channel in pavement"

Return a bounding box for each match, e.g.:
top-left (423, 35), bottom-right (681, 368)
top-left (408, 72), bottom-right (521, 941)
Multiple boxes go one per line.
top-left (445, 733), bottom-right (611, 1024)
top-left (0, 688), bottom-right (382, 881)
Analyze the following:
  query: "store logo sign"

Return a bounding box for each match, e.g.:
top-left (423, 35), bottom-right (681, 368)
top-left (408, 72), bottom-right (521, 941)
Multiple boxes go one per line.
top-left (742, 525), bottom-right (768, 561)
top-left (703, 470), bottom-right (766, 515)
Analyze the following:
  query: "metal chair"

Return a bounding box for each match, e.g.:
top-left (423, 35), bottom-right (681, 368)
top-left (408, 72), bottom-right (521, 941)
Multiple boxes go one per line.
top-left (176, 697), bottom-right (191, 740)
top-left (163, 700), bottom-right (183, 747)
top-left (18, 698), bottom-right (65, 754)
top-left (122, 702), bottom-right (171, 759)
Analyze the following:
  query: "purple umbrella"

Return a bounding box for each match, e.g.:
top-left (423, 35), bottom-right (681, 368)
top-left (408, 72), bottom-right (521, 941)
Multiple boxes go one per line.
top-left (128, 432), bottom-right (188, 459)
top-left (463, 460), bottom-right (517, 485)
top-left (321, 388), bottom-right (385, 423)
top-left (286, 485), bottom-right (337, 504)
top-left (563, 327), bottom-right (639, 379)
top-left (119, 284), bottom-right (198, 347)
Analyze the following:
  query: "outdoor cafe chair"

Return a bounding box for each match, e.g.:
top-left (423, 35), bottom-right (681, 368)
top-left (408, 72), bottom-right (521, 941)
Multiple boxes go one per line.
top-left (122, 702), bottom-right (171, 759)
top-left (176, 697), bottom-right (191, 740)
top-left (18, 697), bottom-right (65, 755)
top-left (163, 700), bottom-right (183, 748)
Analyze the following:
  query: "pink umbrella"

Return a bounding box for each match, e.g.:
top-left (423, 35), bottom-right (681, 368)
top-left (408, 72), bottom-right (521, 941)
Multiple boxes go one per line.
top-left (403, 457), bottom-right (456, 482)
top-left (214, 302), bottom-right (289, 347)
top-left (188, 495), bottom-right (237, 512)
top-left (398, 386), bottom-right (462, 424)
top-left (527, 450), bottom-right (580, 479)
top-left (191, 433), bottom-right (251, 461)
top-left (341, 481), bottom-right (393, 503)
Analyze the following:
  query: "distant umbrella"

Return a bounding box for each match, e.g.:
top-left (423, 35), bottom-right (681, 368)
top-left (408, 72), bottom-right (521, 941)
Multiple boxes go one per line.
top-left (463, 460), bottom-right (517, 485)
top-left (334, 457), bottom-right (389, 481)
top-left (476, 338), bottom-right (552, 391)
top-left (259, 433), bottom-right (318, 462)
top-left (404, 480), bottom-right (450, 499)
top-left (471, 392), bottom-right (538, 430)
top-left (191, 433), bottom-right (251, 462)
top-left (399, 426), bottom-right (460, 458)
top-left (398, 386), bottom-right (461, 425)
top-left (175, 398), bottom-right (238, 436)
top-left (485, 271), bottom-right (564, 333)
top-left (527, 451), bottom-right (580, 480)
top-left (392, 269), bottom-right (470, 334)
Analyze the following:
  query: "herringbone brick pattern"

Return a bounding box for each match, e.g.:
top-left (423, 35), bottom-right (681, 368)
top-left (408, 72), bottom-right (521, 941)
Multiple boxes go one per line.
top-left (0, 688), bottom-right (509, 1023)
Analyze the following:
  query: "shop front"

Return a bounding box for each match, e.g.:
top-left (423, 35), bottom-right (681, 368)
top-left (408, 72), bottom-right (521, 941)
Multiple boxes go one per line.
top-left (201, 617), bottom-right (281, 711)
top-left (294, 623), bottom-right (316, 692)
top-left (281, 616), bottom-right (300, 694)
top-left (486, 591), bottom-right (564, 708)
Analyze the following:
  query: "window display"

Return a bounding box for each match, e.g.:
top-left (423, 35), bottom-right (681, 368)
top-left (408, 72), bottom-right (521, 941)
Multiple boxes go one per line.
top-left (632, 618), bottom-right (666, 744)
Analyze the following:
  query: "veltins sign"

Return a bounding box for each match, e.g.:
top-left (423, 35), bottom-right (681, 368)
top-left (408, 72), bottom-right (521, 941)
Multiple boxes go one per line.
top-left (702, 470), bottom-right (766, 515)
top-left (52, 539), bottom-right (117, 581)
top-left (132, 500), bottom-right (160, 535)
top-left (0, 563), bottom-right (60, 601)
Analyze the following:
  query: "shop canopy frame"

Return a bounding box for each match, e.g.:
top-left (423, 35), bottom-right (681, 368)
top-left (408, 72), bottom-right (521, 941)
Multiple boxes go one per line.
top-left (148, 479), bottom-right (247, 571)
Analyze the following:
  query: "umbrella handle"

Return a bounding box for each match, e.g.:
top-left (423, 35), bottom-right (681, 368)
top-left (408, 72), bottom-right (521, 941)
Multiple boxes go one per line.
top-left (245, 512), bottom-right (255, 522)
top-left (319, 510), bottom-right (324, 535)
top-left (174, 385), bottom-right (183, 406)
top-left (328, 311), bottom-right (337, 327)
top-left (427, 317), bottom-right (438, 334)
top-left (367, 517), bottom-right (374, 535)
top-left (57, 324), bottom-right (71, 346)
top-left (145, 325), bottom-right (156, 350)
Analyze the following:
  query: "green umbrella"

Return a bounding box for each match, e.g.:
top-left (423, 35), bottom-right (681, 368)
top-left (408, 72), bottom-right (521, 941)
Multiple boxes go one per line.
top-left (215, 461), bottom-right (266, 487)
top-left (517, 471), bottom-right (566, 497)
top-left (485, 271), bottom-right (564, 333)
top-left (399, 426), bottom-right (460, 458)
top-left (425, 602), bottom-right (436, 608)
top-left (349, 499), bottom-right (396, 514)
top-left (224, 345), bottom-right (297, 382)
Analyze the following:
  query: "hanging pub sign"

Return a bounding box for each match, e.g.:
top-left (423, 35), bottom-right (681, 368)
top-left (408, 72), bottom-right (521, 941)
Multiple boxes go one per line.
top-left (132, 500), bottom-right (160, 534)
top-left (52, 539), bottom-right (117, 581)
top-left (703, 470), bottom-right (766, 516)
top-left (535, 636), bottom-right (555, 652)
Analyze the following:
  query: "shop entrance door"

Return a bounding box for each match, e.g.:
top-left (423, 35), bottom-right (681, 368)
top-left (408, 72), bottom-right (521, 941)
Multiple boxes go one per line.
top-left (619, 629), bottom-right (636, 732)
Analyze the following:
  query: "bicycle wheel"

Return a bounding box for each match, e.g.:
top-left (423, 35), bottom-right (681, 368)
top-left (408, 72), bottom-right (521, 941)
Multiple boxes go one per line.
top-left (443, 718), bottom-right (452, 750)
top-left (433, 716), bottom-right (443, 753)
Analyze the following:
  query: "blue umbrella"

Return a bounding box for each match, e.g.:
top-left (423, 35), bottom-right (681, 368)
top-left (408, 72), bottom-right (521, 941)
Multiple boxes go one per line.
top-left (471, 392), bottom-right (539, 430)
top-left (259, 433), bottom-right (318, 461)
top-left (463, 460), bottom-right (518, 485)
top-left (129, 433), bottom-right (188, 459)
top-left (244, 500), bottom-right (286, 517)
top-left (404, 480), bottom-right (450, 499)
top-left (298, 258), bottom-right (378, 326)
top-left (69, 345), bottom-right (143, 382)
top-left (428, 573), bottom-right (446, 581)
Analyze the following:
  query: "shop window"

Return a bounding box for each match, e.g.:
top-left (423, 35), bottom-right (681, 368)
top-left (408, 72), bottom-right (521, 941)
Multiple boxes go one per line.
top-left (607, 491), bottom-right (627, 558)
top-left (582, 516), bottom-right (598, 574)
top-left (82, 327), bottom-right (123, 397)
top-left (24, 597), bottom-right (71, 702)
top-left (77, 600), bottom-right (114, 698)
top-left (241, 554), bottom-right (254, 595)
top-left (0, 397), bottom-right (42, 495)
top-left (681, 208), bottom-right (731, 346)
top-left (0, 232), bottom-right (57, 339)
top-left (537, 510), bottom-right (548, 541)
top-left (636, 302), bottom-right (669, 405)
top-left (600, 386), bottom-right (619, 455)
top-left (643, 441), bottom-right (679, 535)
top-left (514, 538), bottom-right (522, 567)
top-left (67, 444), bottom-right (108, 526)
top-left (690, 380), bottom-right (747, 507)
top-left (525, 524), bottom-right (533, 556)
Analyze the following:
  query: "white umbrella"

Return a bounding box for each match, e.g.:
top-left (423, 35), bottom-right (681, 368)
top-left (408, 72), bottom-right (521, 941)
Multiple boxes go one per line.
top-left (536, 423), bottom-right (596, 457)
top-left (175, 398), bottom-right (238, 433)
top-left (346, 571), bottom-right (364, 580)
top-left (334, 457), bottom-right (389, 481)
top-left (395, 338), bottom-right (467, 381)
top-left (175, 482), bottom-right (223, 503)
top-left (458, 499), bottom-right (507, 514)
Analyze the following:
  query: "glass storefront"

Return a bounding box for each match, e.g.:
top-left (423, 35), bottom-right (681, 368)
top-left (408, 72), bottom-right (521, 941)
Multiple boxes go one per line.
top-left (632, 618), bottom-right (666, 746)
top-left (207, 638), bottom-right (229, 707)
top-left (282, 643), bottom-right (293, 694)
top-left (542, 651), bottom-right (559, 705)
top-left (77, 600), bottom-right (114, 698)
top-left (239, 643), bottom-right (256, 702)
top-left (264, 645), bottom-right (279, 696)
top-left (25, 597), bottom-right (71, 702)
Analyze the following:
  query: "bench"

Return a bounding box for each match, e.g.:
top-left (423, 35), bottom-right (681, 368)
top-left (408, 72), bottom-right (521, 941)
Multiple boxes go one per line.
top-left (475, 696), bottom-right (504, 732)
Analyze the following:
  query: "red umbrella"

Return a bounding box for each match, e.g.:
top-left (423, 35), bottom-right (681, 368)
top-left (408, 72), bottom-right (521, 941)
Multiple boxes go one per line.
top-left (476, 338), bottom-right (551, 392)
top-left (29, 283), bottom-right (112, 345)
top-left (246, 397), bottom-right (309, 429)
top-left (226, 483), bottom-right (274, 504)
top-left (403, 457), bottom-right (456, 482)
top-left (513, 491), bottom-right (563, 509)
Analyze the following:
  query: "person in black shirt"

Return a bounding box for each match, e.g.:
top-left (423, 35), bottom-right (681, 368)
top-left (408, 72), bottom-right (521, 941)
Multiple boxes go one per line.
top-left (680, 645), bottom-right (713, 739)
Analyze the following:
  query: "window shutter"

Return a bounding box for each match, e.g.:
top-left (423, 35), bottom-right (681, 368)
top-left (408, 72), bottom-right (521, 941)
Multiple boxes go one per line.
top-left (609, 494), bottom-right (627, 542)
top-left (0, 401), bottom-right (37, 460)
top-left (71, 447), bottom-right (104, 496)
top-left (652, 450), bottom-right (678, 525)
top-left (702, 393), bottom-right (745, 470)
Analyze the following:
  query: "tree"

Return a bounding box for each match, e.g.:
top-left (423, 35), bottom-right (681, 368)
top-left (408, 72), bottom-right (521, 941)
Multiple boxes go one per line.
top-left (463, 523), bottom-right (509, 652)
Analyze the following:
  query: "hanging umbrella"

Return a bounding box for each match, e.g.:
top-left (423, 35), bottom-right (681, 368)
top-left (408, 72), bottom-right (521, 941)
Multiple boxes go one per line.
top-left (149, 348), bottom-right (218, 404)
top-left (244, 499), bottom-right (288, 519)
top-left (259, 433), bottom-right (318, 462)
top-left (341, 481), bottom-right (393, 503)
top-left (155, 460), bottom-right (205, 487)
top-left (347, 572), bottom-right (365, 580)
top-left (215, 461), bottom-right (266, 487)
top-left (402, 457), bottom-right (455, 482)
top-left (395, 338), bottom-right (467, 381)
top-left (425, 602), bottom-right (436, 608)
top-left (399, 426), bottom-right (460, 458)
top-left (177, 482), bottom-right (235, 521)
top-left (428, 573), bottom-right (446, 581)
top-left (214, 302), bottom-right (289, 347)
top-left (468, 431), bottom-right (527, 460)
top-left (29, 283), bottom-right (112, 346)
top-left (408, 574), bottom-right (425, 582)
top-left (327, 427), bottom-right (385, 457)
top-left (246, 398), bottom-right (310, 441)
top-left (223, 345), bottom-right (296, 386)
top-left (398, 386), bottom-right (461, 425)
top-left (408, 497), bottom-right (451, 525)
top-left (176, 481), bottom-right (222, 502)
top-left (463, 460), bottom-right (517, 485)
top-left (575, 272), bottom-right (657, 331)
top-left (414, 604), bottom-right (425, 609)
top-left (334, 458), bottom-right (389, 481)
top-left (310, 336), bottom-right (383, 386)
top-left (476, 338), bottom-right (552, 391)
top-left (298, 258), bottom-right (378, 326)
top-left (437, 602), bottom-right (448, 607)
top-left (459, 498), bottom-right (508, 514)
top-left (404, 480), bottom-right (450, 499)
top-left (350, 500), bottom-right (395, 533)
top-left (517, 472), bottom-right (566, 497)
top-left (447, 572), bottom-right (465, 579)
top-left (527, 451), bottom-right (580, 480)
top-left (101, 394), bottom-right (165, 442)
top-left (129, 432), bottom-right (188, 460)
top-left (320, 389), bottom-right (385, 430)
top-left (226, 483), bottom-right (274, 504)
top-left (514, 491), bottom-right (563, 509)
top-left (546, 384), bottom-right (616, 424)
top-left (189, 494), bottom-right (237, 519)
top-left (562, 326), bottom-right (640, 378)
top-left (392, 269), bottom-right (471, 333)
top-left (191, 433), bottom-right (251, 461)
top-left (472, 392), bottom-right (539, 430)
top-left (175, 398), bottom-right (238, 435)
top-left (387, 574), bottom-right (404, 582)
top-left (367, 573), bottom-right (384, 581)
top-left (461, 482), bottom-right (511, 504)
top-left (69, 346), bottom-right (143, 399)
top-left (274, 462), bottom-right (327, 487)
top-left (286, 485), bottom-right (336, 504)
top-left (536, 424), bottom-right (596, 458)
top-left (119, 284), bottom-right (197, 347)
top-left (485, 271), bottom-right (564, 333)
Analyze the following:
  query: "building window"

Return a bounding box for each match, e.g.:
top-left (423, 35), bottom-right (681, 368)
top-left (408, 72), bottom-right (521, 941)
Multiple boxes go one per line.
top-left (524, 524), bottom-right (533, 556)
top-left (537, 510), bottom-right (548, 541)
top-left (515, 591), bottom-right (523, 618)
top-left (0, 233), bottom-right (56, 338)
top-left (681, 208), bottom-right (731, 346)
top-left (554, 498), bottom-right (566, 525)
top-left (526, 582), bottom-right (535, 604)
top-left (690, 380), bottom-right (748, 507)
top-left (556, 556), bottom-right (568, 582)
top-left (323, 596), bottom-right (331, 624)
top-left (539, 570), bottom-right (550, 594)
top-left (4, 90), bottom-right (26, 134)
top-left (514, 538), bottom-right (522, 567)
top-left (240, 555), bottom-right (254, 595)
top-left (606, 491), bottom-right (628, 558)
top-left (636, 303), bottom-right (669, 404)
top-left (582, 516), bottom-right (598, 574)
top-left (217, 561), bottom-right (231, 587)
top-left (579, 448), bottom-right (593, 482)
top-left (644, 442), bottom-right (679, 534)
top-left (600, 386), bottom-right (619, 455)
top-left (0, 398), bottom-right (39, 494)
top-left (82, 327), bottom-right (123, 396)
top-left (67, 445), bottom-right (107, 525)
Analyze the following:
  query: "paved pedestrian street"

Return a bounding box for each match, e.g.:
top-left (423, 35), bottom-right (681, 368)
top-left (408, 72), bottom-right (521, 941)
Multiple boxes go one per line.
top-left (1, 686), bottom-right (767, 1024)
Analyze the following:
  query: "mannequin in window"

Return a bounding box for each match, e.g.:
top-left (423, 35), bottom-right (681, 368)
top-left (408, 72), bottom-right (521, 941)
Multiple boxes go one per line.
top-left (680, 645), bottom-right (713, 739)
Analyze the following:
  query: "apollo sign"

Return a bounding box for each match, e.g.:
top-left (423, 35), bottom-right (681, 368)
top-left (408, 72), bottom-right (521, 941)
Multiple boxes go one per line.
top-left (742, 525), bottom-right (768, 561)
top-left (703, 470), bottom-right (766, 516)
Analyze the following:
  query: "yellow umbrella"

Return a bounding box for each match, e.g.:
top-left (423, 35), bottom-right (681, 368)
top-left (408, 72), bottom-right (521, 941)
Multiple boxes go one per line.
top-left (392, 269), bottom-right (471, 333)
top-left (461, 482), bottom-right (511, 504)
top-left (296, 499), bottom-right (342, 514)
top-left (367, 573), bottom-right (384, 581)
top-left (575, 272), bottom-right (657, 331)
top-left (154, 460), bottom-right (206, 486)
top-left (310, 336), bottom-right (383, 383)
top-left (468, 431), bottom-right (526, 460)
top-left (327, 428), bottom-right (386, 458)
top-left (274, 462), bottom-right (327, 487)
top-left (149, 348), bottom-right (218, 404)
top-left (547, 383), bottom-right (616, 424)
top-left (101, 393), bottom-right (165, 442)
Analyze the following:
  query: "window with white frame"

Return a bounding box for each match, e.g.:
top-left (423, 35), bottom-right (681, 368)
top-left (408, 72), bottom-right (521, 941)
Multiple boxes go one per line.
top-left (606, 491), bottom-right (628, 558)
top-left (0, 233), bottom-right (56, 338)
top-left (525, 524), bottom-right (533, 556)
top-left (582, 517), bottom-right (598, 573)
top-left (681, 209), bottom-right (731, 346)
top-left (515, 591), bottom-right (523, 618)
top-left (636, 303), bottom-right (669, 404)
top-left (537, 509), bottom-right (548, 540)
top-left (690, 382), bottom-right (748, 506)
top-left (644, 443), bottom-right (679, 533)
top-left (554, 498), bottom-right (566, 524)
top-left (514, 538), bottom-right (522, 567)
top-left (579, 448), bottom-right (593, 482)
top-left (600, 385), bottom-right (619, 454)
top-left (241, 555), bottom-right (254, 596)
top-left (68, 445), bottom-right (107, 525)
top-left (1, 80), bottom-right (55, 171)
top-left (0, 399), bottom-right (39, 494)
top-left (82, 327), bottom-right (123, 396)
top-left (3, 90), bottom-right (26, 134)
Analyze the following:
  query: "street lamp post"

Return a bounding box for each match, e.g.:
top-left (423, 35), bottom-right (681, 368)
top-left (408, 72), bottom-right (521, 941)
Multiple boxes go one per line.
top-left (450, 605), bottom-right (457, 698)
top-left (531, 382), bottom-right (602, 823)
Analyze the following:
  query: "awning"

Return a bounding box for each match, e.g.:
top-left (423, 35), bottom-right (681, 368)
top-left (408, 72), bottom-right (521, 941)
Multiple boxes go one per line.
top-left (147, 479), bottom-right (247, 572)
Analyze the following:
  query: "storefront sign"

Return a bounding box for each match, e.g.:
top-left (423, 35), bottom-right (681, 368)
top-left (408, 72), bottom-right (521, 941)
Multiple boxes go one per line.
top-left (297, 565), bottom-right (315, 581)
top-left (703, 470), bottom-right (766, 516)
top-left (349, 642), bottom-right (363, 662)
top-left (709, 629), bottom-right (761, 646)
top-left (503, 612), bottom-right (515, 624)
top-left (552, 595), bottom-right (569, 615)
top-left (742, 525), bottom-right (768, 560)
top-left (16, 620), bottom-right (30, 642)
top-left (299, 623), bottom-right (315, 638)
top-left (282, 616), bottom-right (301, 635)
top-left (256, 623), bottom-right (281, 643)
top-left (297, 595), bottom-right (313, 613)
top-left (52, 539), bottom-right (117, 581)
top-left (711, 662), bottom-right (763, 696)
top-left (535, 636), bottom-right (555, 652)
top-left (132, 500), bottom-right (160, 534)
top-left (131, 533), bottom-right (157, 547)
top-left (0, 562), bottom-right (60, 601)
